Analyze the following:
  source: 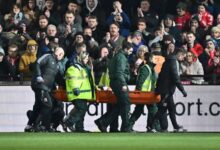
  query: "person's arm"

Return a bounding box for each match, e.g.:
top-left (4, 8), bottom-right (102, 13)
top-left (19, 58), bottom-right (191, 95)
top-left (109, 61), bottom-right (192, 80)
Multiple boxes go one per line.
top-left (114, 54), bottom-right (127, 86)
top-left (170, 58), bottom-right (187, 96)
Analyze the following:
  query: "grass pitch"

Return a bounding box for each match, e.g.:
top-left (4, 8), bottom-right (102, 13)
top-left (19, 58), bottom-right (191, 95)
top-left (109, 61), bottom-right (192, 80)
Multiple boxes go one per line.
top-left (0, 132), bottom-right (220, 150)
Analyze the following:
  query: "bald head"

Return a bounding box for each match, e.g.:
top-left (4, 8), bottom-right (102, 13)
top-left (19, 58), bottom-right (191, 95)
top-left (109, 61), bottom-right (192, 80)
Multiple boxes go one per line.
top-left (54, 47), bottom-right (64, 61)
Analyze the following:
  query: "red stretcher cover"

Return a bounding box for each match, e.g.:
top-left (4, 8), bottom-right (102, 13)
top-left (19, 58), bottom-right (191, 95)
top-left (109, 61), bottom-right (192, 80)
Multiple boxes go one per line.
top-left (52, 89), bottom-right (161, 104)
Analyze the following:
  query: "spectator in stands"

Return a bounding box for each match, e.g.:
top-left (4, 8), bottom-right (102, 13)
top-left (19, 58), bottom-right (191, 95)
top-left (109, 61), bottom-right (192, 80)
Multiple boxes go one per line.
top-left (0, 23), bottom-right (7, 49)
top-left (207, 49), bottom-right (220, 84)
top-left (188, 16), bottom-right (206, 44)
top-left (57, 11), bottom-right (82, 42)
top-left (180, 51), bottom-right (204, 84)
top-left (160, 35), bottom-right (175, 57)
top-left (175, 2), bottom-right (191, 31)
top-left (106, 1), bottom-right (131, 38)
top-left (83, 27), bottom-right (99, 60)
top-left (133, 0), bottom-right (159, 30)
top-left (200, 38), bottom-right (217, 73)
top-left (4, 3), bottom-right (25, 31)
top-left (66, 0), bottom-right (82, 25)
top-left (25, 47), bottom-right (65, 132)
top-left (38, 24), bottom-right (59, 57)
top-left (65, 31), bottom-right (85, 59)
top-left (19, 39), bottom-right (38, 80)
top-left (101, 22), bottom-right (125, 55)
top-left (191, 3), bottom-right (214, 31)
top-left (23, 0), bottom-right (40, 29)
top-left (161, 14), bottom-right (182, 47)
top-left (135, 18), bottom-right (151, 45)
top-left (5, 44), bottom-right (20, 81)
top-left (183, 31), bottom-right (204, 59)
top-left (81, 0), bottom-right (106, 29)
top-left (130, 31), bottom-right (145, 58)
top-left (42, 0), bottom-right (61, 26)
top-left (86, 15), bottom-right (104, 44)
top-left (9, 21), bottom-right (32, 53)
top-left (208, 26), bottom-right (220, 47)
top-left (33, 15), bottom-right (48, 43)
top-left (148, 26), bottom-right (164, 48)
top-left (0, 47), bottom-right (14, 81)
top-left (36, 0), bottom-right (45, 11)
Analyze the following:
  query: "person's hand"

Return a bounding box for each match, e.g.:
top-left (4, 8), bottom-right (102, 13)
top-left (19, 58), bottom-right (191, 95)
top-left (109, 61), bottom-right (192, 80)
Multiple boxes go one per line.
top-left (137, 7), bottom-right (144, 17)
top-left (182, 90), bottom-right (187, 97)
top-left (105, 32), bottom-right (110, 42)
top-left (44, 10), bottom-right (50, 18)
top-left (36, 76), bottom-right (44, 83)
top-left (122, 86), bottom-right (128, 92)
top-left (73, 88), bottom-right (80, 96)
top-left (213, 57), bottom-right (220, 66)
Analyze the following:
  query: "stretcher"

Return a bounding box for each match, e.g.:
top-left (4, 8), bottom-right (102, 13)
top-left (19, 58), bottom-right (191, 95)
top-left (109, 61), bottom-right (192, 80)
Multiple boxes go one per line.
top-left (52, 89), bottom-right (161, 104)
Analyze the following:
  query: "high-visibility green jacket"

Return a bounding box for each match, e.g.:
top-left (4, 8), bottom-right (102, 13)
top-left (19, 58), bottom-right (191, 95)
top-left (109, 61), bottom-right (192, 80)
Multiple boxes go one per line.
top-left (98, 69), bottom-right (110, 87)
top-left (65, 63), bottom-right (95, 101)
top-left (136, 64), bottom-right (157, 92)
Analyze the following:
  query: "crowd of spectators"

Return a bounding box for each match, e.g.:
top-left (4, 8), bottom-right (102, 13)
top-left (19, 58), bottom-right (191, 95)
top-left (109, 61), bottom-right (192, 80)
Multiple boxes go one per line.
top-left (1, 0), bottom-right (220, 84)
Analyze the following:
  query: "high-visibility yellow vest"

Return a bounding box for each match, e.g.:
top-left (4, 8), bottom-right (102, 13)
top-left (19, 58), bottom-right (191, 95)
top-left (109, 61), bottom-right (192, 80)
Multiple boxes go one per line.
top-left (141, 65), bottom-right (156, 92)
top-left (98, 69), bottom-right (110, 87)
top-left (65, 64), bottom-right (95, 101)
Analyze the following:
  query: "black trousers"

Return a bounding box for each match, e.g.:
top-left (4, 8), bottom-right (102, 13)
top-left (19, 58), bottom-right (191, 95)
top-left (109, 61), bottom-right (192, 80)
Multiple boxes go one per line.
top-left (99, 82), bottom-right (131, 132)
top-left (28, 89), bottom-right (53, 130)
top-left (66, 99), bottom-right (87, 131)
top-left (130, 104), bottom-right (158, 129)
top-left (151, 93), bottom-right (179, 130)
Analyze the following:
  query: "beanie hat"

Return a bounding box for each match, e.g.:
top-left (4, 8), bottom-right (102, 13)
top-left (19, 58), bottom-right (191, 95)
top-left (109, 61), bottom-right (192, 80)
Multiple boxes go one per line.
top-left (206, 38), bottom-right (218, 48)
top-left (0, 47), bottom-right (5, 56)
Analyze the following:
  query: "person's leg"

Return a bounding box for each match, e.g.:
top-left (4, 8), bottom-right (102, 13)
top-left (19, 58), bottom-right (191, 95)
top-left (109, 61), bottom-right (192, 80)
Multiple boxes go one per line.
top-left (108, 104), bottom-right (119, 132)
top-left (51, 100), bottom-right (65, 130)
top-left (40, 90), bottom-right (53, 130)
top-left (75, 100), bottom-right (87, 132)
top-left (167, 95), bottom-right (179, 129)
top-left (117, 89), bottom-right (131, 132)
top-left (27, 89), bottom-right (41, 126)
top-left (65, 100), bottom-right (87, 131)
top-left (149, 94), bottom-right (168, 131)
top-left (146, 104), bottom-right (158, 130)
top-left (129, 104), bottom-right (144, 128)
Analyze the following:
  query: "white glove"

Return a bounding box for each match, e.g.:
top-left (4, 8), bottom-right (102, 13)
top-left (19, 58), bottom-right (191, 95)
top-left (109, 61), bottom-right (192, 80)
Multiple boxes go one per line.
top-left (36, 76), bottom-right (44, 83)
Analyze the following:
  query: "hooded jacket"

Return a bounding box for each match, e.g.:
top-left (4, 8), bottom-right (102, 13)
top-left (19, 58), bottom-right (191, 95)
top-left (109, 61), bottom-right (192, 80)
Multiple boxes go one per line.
top-left (19, 40), bottom-right (38, 79)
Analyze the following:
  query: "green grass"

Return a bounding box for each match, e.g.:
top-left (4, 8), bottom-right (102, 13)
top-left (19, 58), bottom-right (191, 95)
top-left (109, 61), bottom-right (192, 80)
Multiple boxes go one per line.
top-left (0, 133), bottom-right (220, 150)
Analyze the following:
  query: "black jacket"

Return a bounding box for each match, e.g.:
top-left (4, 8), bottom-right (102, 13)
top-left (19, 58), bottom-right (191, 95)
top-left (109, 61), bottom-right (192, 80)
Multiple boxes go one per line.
top-left (156, 54), bottom-right (185, 95)
top-left (31, 53), bottom-right (59, 91)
